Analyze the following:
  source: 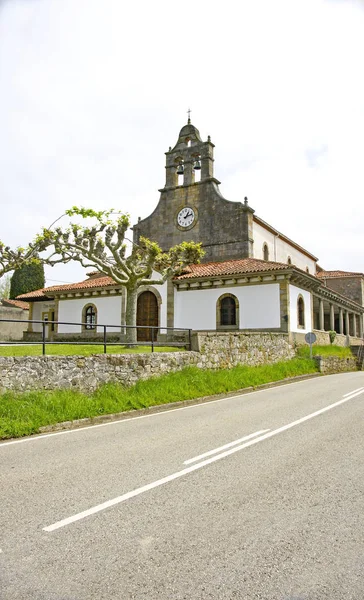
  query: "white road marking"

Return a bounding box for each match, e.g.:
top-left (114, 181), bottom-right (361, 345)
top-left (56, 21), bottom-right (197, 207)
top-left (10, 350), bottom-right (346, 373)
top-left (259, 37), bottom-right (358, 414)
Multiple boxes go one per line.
top-left (0, 377), bottom-right (318, 449)
top-left (183, 430), bottom-right (270, 465)
top-left (43, 389), bottom-right (364, 532)
top-left (343, 387), bottom-right (363, 397)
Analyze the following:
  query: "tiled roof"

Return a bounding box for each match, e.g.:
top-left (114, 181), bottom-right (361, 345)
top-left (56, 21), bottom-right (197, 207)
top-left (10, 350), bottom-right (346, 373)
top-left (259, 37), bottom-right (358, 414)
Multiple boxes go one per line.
top-left (317, 270), bottom-right (364, 279)
top-left (16, 275), bottom-right (118, 300)
top-left (1, 298), bottom-right (30, 310)
top-left (174, 258), bottom-right (293, 280)
top-left (16, 288), bottom-right (49, 300)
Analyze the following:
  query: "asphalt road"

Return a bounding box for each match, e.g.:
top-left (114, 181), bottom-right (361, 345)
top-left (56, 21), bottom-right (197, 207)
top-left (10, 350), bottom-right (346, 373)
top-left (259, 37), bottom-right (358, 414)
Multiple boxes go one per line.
top-left (1, 372), bottom-right (363, 600)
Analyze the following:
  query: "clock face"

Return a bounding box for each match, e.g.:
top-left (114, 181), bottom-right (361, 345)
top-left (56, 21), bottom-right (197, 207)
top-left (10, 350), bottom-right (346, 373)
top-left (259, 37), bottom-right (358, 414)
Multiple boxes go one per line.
top-left (177, 206), bottom-right (196, 228)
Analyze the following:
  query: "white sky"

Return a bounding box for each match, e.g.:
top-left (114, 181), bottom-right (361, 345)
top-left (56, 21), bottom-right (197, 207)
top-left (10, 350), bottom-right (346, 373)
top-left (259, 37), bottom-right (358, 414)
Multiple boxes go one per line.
top-left (0, 0), bottom-right (363, 286)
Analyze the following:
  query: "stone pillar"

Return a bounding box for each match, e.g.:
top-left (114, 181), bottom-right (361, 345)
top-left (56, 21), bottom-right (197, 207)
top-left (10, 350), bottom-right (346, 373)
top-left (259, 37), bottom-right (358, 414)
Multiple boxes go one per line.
top-left (339, 308), bottom-right (344, 334)
top-left (201, 139), bottom-right (214, 180)
top-left (353, 313), bottom-right (357, 338)
top-left (359, 314), bottom-right (364, 338)
top-left (279, 281), bottom-right (290, 333)
top-left (330, 304), bottom-right (335, 331)
top-left (183, 160), bottom-right (194, 186)
top-left (345, 311), bottom-right (350, 337)
top-left (241, 199), bottom-right (255, 258)
top-left (28, 302), bottom-right (34, 332)
top-left (167, 278), bottom-right (175, 329)
top-left (319, 298), bottom-right (324, 330)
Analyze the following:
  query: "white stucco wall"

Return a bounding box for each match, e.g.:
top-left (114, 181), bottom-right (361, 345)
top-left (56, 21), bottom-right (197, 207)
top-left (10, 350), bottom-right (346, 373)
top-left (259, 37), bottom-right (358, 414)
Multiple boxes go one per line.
top-left (289, 284), bottom-right (312, 333)
top-left (174, 283), bottom-right (281, 330)
top-left (32, 301), bottom-right (56, 333)
top-left (253, 221), bottom-right (316, 274)
top-left (58, 295), bottom-right (123, 333)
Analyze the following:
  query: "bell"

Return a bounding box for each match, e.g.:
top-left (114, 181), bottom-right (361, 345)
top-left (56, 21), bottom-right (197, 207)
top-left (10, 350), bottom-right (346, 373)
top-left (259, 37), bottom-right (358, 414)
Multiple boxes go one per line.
top-left (176, 163), bottom-right (184, 175)
top-left (193, 159), bottom-right (201, 170)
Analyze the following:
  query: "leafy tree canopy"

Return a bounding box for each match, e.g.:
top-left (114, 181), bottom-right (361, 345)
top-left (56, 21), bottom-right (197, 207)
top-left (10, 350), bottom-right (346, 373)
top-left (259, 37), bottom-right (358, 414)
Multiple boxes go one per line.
top-left (41, 206), bottom-right (204, 343)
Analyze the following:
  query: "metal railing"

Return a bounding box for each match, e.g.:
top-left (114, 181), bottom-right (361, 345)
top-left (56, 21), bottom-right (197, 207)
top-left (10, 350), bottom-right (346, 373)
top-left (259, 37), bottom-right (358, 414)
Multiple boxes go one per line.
top-left (0, 318), bottom-right (192, 354)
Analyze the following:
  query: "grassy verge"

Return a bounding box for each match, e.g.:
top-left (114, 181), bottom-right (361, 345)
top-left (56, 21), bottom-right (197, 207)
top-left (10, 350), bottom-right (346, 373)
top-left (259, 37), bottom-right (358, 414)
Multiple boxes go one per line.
top-left (0, 357), bottom-right (317, 440)
top-left (296, 344), bottom-right (353, 358)
top-left (0, 344), bottom-right (184, 357)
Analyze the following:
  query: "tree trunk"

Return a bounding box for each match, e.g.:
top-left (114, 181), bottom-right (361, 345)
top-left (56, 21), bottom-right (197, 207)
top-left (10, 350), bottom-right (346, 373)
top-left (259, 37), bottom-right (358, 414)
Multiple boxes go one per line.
top-left (125, 285), bottom-right (138, 345)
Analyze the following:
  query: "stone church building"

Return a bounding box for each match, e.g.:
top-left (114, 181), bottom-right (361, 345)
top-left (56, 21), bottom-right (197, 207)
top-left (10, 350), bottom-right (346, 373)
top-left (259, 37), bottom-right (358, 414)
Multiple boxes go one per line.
top-left (18, 120), bottom-right (364, 345)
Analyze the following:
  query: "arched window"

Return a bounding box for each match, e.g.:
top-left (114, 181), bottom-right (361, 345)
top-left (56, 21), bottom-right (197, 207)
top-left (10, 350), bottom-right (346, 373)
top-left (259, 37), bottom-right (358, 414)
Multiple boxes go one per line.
top-left (297, 296), bottom-right (305, 328)
top-left (217, 294), bottom-right (239, 328)
top-left (306, 267), bottom-right (310, 274)
top-left (263, 243), bottom-right (269, 261)
top-left (83, 304), bottom-right (97, 330)
top-left (287, 256), bottom-right (292, 265)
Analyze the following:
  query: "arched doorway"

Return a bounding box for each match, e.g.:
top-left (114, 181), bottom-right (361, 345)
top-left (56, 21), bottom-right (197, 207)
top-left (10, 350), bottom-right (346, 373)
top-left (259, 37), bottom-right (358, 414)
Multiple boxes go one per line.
top-left (137, 291), bottom-right (159, 342)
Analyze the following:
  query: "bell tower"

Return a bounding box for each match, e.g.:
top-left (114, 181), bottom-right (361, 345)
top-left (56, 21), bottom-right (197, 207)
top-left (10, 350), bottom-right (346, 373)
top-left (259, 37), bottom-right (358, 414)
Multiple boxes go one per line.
top-left (164, 119), bottom-right (217, 189)
top-left (133, 118), bottom-right (254, 263)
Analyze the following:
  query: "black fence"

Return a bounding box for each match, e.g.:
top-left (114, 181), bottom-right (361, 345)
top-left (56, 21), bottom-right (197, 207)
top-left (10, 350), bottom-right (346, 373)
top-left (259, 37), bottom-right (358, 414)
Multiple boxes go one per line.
top-left (0, 318), bottom-right (192, 354)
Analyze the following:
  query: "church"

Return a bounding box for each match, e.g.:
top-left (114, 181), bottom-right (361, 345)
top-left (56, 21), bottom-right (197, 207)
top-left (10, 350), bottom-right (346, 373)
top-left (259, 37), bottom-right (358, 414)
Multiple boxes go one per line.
top-left (18, 119), bottom-right (364, 345)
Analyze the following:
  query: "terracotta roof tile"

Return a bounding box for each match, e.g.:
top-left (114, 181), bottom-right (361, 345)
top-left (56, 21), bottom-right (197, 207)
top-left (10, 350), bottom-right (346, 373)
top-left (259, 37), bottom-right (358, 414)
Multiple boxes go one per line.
top-left (317, 270), bottom-right (364, 279)
top-left (1, 298), bottom-right (30, 310)
top-left (16, 276), bottom-right (118, 300)
top-left (174, 258), bottom-right (292, 280)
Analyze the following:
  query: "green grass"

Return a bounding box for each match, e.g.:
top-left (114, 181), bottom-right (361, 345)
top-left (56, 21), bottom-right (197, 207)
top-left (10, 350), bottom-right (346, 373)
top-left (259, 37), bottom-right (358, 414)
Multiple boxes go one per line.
top-left (0, 357), bottom-right (317, 440)
top-left (0, 344), bottom-right (184, 357)
top-left (296, 344), bottom-right (353, 358)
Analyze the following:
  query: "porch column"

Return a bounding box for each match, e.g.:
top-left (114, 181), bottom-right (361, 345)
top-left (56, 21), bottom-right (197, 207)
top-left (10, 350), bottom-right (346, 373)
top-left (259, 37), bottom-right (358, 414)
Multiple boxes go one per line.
top-left (329, 304), bottom-right (335, 331)
top-left (359, 314), bottom-right (364, 338)
top-left (353, 314), bottom-right (357, 338)
top-left (339, 308), bottom-right (344, 334)
top-left (319, 298), bottom-right (324, 331)
top-left (345, 311), bottom-right (350, 337)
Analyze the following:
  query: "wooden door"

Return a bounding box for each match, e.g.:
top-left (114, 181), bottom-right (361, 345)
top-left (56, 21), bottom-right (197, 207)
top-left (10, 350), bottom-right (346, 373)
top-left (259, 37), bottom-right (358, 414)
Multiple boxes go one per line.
top-left (137, 291), bottom-right (158, 342)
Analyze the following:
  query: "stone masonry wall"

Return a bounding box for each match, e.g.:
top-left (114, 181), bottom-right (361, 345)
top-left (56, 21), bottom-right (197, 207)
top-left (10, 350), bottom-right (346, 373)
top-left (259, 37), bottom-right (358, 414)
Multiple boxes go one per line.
top-left (0, 332), bottom-right (295, 394)
top-left (314, 355), bottom-right (357, 374)
top-left (192, 332), bottom-right (294, 368)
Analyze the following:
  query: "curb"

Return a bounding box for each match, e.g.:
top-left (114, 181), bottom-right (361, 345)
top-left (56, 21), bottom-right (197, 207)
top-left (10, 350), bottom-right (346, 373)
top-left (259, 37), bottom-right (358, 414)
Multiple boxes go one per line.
top-left (38, 372), bottom-right (322, 434)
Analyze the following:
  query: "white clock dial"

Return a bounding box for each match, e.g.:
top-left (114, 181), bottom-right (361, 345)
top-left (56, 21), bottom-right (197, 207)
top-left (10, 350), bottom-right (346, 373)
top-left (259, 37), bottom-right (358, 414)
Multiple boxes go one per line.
top-left (177, 207), bottom-right (195, 228)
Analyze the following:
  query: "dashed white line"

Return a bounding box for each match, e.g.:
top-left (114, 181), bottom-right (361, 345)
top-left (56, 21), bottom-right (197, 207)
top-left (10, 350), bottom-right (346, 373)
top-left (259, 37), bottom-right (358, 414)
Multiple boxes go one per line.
top-left (43, 389), bottom-right (363, 532)
top-left (183, 430), bottom-right (270, 465)
top-left (343, 387), bottom-right (363, 397)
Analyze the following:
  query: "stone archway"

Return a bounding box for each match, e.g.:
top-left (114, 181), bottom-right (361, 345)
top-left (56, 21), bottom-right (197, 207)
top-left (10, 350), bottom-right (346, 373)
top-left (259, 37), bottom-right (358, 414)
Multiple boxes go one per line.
top-left (137, 291), bottom-right (159, 342)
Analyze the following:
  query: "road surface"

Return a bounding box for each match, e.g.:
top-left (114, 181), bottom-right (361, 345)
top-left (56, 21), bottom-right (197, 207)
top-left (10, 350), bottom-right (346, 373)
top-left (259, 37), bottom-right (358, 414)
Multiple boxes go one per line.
top-left (0, 372), bottom-right (363, 599)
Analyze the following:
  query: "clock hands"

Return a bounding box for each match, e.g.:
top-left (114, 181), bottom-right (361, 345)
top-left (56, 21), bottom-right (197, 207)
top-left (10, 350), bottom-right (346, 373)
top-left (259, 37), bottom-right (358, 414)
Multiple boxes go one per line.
top-left (184, 211), bottom-right (193, 219)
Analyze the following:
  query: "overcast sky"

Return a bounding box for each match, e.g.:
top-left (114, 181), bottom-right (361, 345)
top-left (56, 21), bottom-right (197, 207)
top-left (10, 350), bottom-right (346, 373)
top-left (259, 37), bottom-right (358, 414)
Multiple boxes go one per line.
top-left (0, 0), bottom-right (363, 286)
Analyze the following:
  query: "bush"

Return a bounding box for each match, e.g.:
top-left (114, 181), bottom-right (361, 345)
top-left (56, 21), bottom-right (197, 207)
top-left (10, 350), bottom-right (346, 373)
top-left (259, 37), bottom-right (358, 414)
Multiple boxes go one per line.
top-left (329, 330), bottom-right (337, 344)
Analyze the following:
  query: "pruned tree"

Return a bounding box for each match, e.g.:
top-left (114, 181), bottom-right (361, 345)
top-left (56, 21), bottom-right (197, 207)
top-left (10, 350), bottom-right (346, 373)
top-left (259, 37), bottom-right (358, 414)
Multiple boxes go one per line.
top-left (0, 236), bottom-right (51, 281)
top-left (43, 207), bottom-right (204, 344)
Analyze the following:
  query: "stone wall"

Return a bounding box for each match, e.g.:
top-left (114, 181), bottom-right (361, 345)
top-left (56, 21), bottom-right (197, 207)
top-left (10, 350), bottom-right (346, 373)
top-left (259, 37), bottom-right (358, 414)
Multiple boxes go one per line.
top-left (321, 277), bottom-right (363, 306)
top-left (314, 355), bottom-right (357, 374)
top-left (192, 331), bottom-right (295, 368)
top-left (0, 332), bottom-right (295, 394)
top-left (0, 307), bottom-right (29, 341)
top-left (0, 353), bottom-right (200, 393)
top-left (290, 330), bottom-right (362, 347)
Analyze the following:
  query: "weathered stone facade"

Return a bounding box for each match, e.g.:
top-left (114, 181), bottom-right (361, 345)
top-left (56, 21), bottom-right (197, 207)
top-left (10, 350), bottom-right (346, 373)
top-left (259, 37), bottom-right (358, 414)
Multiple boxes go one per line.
top-left (132, 122), bottom-right (254, 263)
top-left (0, 332), bottom-right (294, 394)
top-left (320, 276), bottom-right (364, 306)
